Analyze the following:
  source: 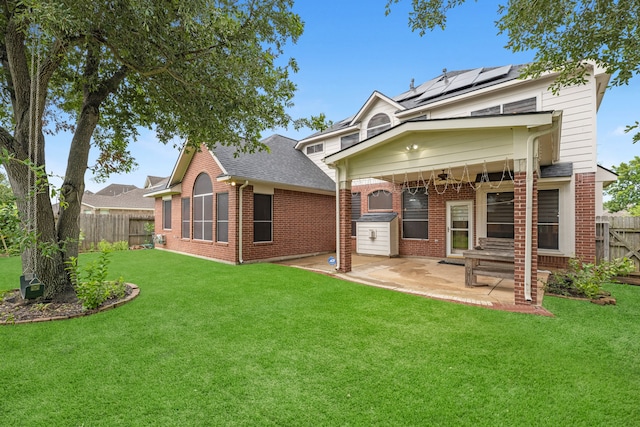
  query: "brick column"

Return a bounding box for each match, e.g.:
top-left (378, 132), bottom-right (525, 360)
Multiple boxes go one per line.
top-left (338, 188), bottom-right (352, 273)
top-left (575, 172), bottom-right (596, 263)
top-left (513, 171), bottom-right (539, 305)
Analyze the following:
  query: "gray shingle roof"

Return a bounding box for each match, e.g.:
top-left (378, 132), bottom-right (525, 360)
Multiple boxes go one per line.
top-left (82, 187), bottom-right (155, 210)
top-left (213, 134), bottom-right (335, 192)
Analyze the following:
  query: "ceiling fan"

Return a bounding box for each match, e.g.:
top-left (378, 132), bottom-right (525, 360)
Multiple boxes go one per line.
top-left (437, 170), bottom-right (449, 181)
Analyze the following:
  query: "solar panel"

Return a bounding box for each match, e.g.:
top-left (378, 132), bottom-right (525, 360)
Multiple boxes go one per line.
top-left (441, 68), bottom-right (483, 93)
top-left (415, 77), bottom-right (450, 102)
top-left (474, 65), bottom-right (512, 85)
top-left (393, 77), bottom-right (440, 102)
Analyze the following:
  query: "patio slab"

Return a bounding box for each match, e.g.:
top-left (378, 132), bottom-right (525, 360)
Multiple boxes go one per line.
top-left (276, 254), bottom-right (551, 316)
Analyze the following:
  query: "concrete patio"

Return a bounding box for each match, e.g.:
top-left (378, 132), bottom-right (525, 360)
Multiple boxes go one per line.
top-left (277, 253), bottom-right (551, 315)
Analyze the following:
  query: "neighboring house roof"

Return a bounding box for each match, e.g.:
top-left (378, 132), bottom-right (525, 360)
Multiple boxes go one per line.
top-left (82, 187), bottom-right (155, 211)
top-left (94, 183), bottom-right (138, 196)
top-left (146, 134), bottom-right (336, 197)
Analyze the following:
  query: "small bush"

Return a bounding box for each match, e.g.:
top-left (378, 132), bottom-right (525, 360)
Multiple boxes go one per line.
top-left (66, 250), bottom-right (127, 310)
top-left (545, 257), bottom-right (634, 299)
top-left (112, 241), bottom-right (129, 251)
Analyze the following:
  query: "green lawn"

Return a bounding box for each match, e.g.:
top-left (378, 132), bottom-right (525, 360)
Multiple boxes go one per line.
top-left (1, 250), bottom-right (639, 426)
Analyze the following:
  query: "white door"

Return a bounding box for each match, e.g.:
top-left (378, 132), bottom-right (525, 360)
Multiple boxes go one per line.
top-left (446, 201), bottom-right (473, 257)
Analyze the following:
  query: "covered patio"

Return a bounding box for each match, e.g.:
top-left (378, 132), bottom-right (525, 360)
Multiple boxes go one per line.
top-left (277, 253), bottom-right (551, 315)
top-left (324, 111), bottom-right (563, 306)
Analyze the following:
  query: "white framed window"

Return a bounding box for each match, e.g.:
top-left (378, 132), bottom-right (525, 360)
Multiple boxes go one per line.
top-left (368, 190), bottom-right (392, 211)
top-left (193, 173), bottom-right (213, 241)
top-left (367, 113), bottom-right (391, 138)
top-left (254, 193), bottom-right (272, 242)
top-left (402, 189), bottom-right (428, 239)
top-left (306, 143), bottom-right (323, 155)
top-left (162, 199), bottom-right (171, 230)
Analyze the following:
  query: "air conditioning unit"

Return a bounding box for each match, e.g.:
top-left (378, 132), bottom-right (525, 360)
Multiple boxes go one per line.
top-left (154, 234), bottom-right (166, 245)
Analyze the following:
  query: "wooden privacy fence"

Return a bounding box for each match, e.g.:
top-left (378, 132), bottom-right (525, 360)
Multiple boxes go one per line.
top-left (79, 214), bottom-right (154, 252)
top-left (596, 216), bottom-right (640, 272)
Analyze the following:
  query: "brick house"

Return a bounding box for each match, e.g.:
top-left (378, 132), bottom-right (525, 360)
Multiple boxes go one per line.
top-left (294, 63), bottom-right (616, 306)
top-left (145, 134), bottom-right (336, 264)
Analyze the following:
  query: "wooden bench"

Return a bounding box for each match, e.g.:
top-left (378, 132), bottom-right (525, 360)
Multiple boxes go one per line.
top-left (463, 238), bottom-right (515, 287)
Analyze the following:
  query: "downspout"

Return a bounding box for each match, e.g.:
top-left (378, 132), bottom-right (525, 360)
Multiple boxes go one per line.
top-left (334, 164), bottom-right (343, 271)
top-left (524, 117), bottom-right (560, 301)
top-left (238, 180), bottom-right (249, 264)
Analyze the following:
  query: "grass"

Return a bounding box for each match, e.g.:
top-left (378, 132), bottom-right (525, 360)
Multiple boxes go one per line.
top-left (1, 250), bottom-right (639, 426)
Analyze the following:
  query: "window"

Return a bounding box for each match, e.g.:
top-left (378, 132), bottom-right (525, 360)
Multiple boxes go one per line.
top-left (486, 192), bottom-right (514, 238)
top-left (503, 97), bottom-right (536, 114)
top-left (471, 97), bottom-right (537, 116)
top-left (538, 189), bottom-right (559, 250)
top-left (402, 189), bottom-right (429, 239)
top-left (181, 198), bottom-right (190, 238)
top-left (254, 194), bottom-right (272, 242)
top-left (367, 113), bottom-right (391, 138)
top-left (162, 199), bottom-right (172, 230)
top-left (193, 173), bottom-right (213, 241)
top-left (368, 190), bottom-right (393, 210)
top-left (351, 192), bottom-right (361, 237)
top-left (217, 193), bottom-right (229, 243)
top-left (341, 133), bottom-right (359, 150)
top-left (306, 143), bottom-right (323, 155)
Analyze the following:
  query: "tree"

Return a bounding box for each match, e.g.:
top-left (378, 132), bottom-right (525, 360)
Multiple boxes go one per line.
top-left (604, 157), bottom-right (640, 215)
top-left (385, 0), bottom-right (640, 139)
top-left (0, 1), bottom-right (303, 299)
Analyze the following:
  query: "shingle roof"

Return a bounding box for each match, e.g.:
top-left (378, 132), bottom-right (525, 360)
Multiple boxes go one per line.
top-left (213, 134), bottom-right (335, 192)
top-left (94, 183), bottom-right (138, 196)
top-left (82, 187), bottom-right (155, 210)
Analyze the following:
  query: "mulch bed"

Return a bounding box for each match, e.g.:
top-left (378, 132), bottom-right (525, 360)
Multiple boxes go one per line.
top-left (0, 284), bottom-right (139, 325)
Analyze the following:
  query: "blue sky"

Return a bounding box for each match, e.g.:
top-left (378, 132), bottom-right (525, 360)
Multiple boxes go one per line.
top-left (44, 0), bottom-right (640, 193)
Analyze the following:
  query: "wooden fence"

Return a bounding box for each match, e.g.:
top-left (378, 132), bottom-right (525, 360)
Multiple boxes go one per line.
top-left (79, 214), bottom-right (154, 252)
top-left (596, 216), bottom-right (640, 272)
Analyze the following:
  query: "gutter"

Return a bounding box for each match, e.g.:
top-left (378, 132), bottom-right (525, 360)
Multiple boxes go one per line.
top-left (238, 180), bottom-right (249, 264)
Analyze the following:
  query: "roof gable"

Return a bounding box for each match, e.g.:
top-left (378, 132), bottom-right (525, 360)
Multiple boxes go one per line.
top-left (349, 91), bottom-right (405, 126)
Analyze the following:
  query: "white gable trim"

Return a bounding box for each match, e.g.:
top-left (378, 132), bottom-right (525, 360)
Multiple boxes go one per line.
top-left (350, 91), bottom-right (405, 126)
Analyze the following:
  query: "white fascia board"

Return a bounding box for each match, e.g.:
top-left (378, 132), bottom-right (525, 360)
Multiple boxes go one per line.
top-left (294, 123), bottom-right (360, 149)
top-left (349, 91), bottom-right (406, 126)
top-left (324, 113), bottom-right (555, 165)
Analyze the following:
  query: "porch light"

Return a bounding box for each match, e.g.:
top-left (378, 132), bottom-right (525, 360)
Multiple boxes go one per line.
top-left (405, 144), bottom-right (418, 151)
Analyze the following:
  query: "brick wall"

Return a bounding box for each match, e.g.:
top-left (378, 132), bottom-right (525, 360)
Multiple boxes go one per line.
top-left (153, 146), bottom-right (335, 264)
top-left (338, 189), bottom-right (352, 273)
top-left (241, 187), bottom-right (336, 262)
top-left (575, 172), bottom-right (596, 263)
top-left (513, 172), bottom-right (539, 305)
top-left (351, 181), bottom-right (476, 258)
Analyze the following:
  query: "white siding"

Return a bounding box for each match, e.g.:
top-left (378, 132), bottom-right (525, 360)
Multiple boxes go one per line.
top-left (356, 218), bottom-right (399, 256)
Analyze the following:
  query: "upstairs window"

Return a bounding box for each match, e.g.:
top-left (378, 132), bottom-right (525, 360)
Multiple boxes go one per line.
top-left (306, 143), bottom-right (323, 155)
top-left (341, 133), bottom-right (359, 150)
top-left (471, 97), bottom-right (537, 116)
top-left (367, 113), bottom-right (391, 138)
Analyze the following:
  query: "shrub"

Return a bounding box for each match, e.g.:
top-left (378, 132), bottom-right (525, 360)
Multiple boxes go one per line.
top-left (112, 240), bottom-right (129, 251)
top-left (544, 257), bottom-right (634, 299)
top-left (66, 250), bottom-right (126, 310)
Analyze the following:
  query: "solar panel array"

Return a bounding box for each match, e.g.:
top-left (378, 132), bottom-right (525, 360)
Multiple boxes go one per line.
top-left (393, 65), bottom-right (512, 104)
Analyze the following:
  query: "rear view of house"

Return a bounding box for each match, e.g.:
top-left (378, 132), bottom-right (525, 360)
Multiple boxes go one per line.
top-left (296, 63), bottom-right (613, 306)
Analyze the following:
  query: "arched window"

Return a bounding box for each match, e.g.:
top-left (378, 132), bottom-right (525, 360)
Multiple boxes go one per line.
top-left (367, 113), bottom-right (391, 138)
top-left (368, 190), bottom-right (393, 211)
top-left (193, 173), bottom-right (213, 241)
